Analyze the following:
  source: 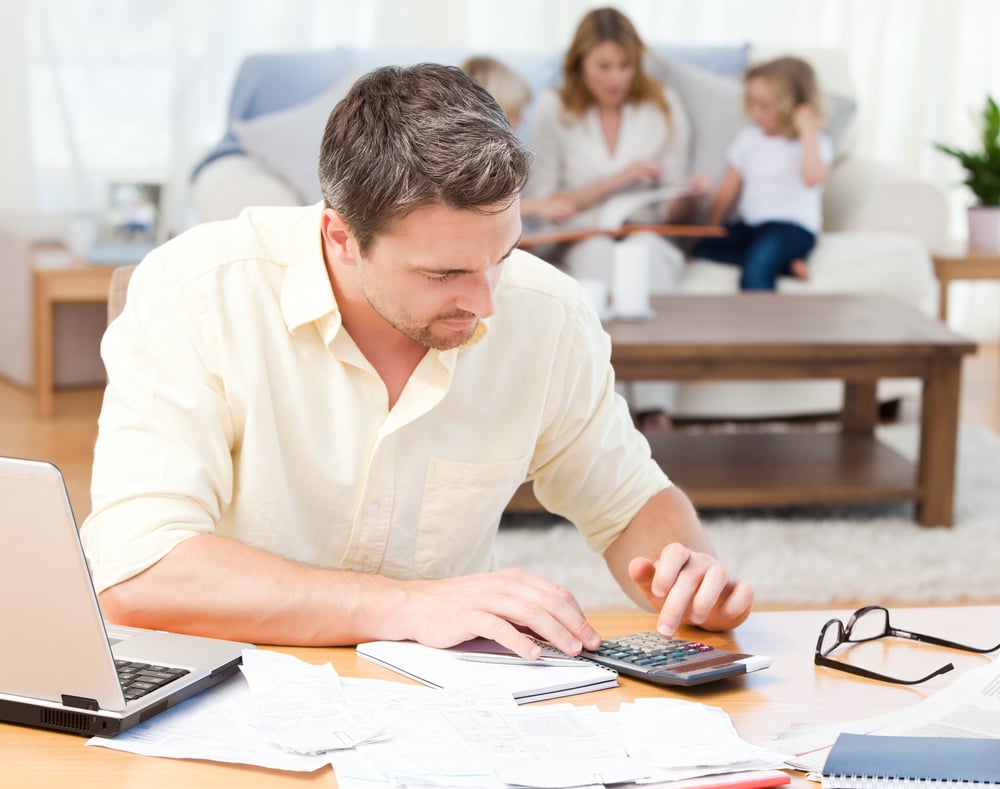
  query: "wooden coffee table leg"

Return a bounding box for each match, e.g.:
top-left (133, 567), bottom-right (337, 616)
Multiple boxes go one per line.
top-left (916, 357), bottom-right (963, 526)
top-left (841, 381), bottom-right (878, 435)
top-left (33, 270), bottom-right (55, 419)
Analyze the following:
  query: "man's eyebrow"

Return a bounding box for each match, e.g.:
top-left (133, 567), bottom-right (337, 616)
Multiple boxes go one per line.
top-left (412, 236), bottom-right (522, 276)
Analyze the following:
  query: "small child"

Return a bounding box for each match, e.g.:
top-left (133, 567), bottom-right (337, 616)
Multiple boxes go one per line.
top-left (460, 56), bottom-right (577, 224)
top-left (693, 56), bottom-right (832, 291)
top-left (459, 55), bottom-right (532, 128)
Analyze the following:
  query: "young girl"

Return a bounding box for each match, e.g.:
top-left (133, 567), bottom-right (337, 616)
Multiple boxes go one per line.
top-left (693, 56), bottom-right (832, 291)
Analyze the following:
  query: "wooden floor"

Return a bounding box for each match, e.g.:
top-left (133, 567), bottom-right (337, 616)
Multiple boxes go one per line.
top-left (2, 344), bottom-right (998, 525)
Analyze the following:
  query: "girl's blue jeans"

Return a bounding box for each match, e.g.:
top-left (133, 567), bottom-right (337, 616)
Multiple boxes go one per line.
top-left (692, 220), bottom-right (816, 291)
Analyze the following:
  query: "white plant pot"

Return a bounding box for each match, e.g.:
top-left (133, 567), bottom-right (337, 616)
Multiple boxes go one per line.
top-left (967, 205), bottom-right (1000, 251)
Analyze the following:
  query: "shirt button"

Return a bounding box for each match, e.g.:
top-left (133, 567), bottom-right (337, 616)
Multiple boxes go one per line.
top-left (366, 502), bottom-right (378, 516)
top-left (352, 564), bottom-right (363, 572)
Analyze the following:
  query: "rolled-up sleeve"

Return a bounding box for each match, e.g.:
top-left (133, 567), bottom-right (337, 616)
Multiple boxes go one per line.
top-left (527, 285), bottom-right (671, 555)
top-left (81, 255), bottom-right (234, 593)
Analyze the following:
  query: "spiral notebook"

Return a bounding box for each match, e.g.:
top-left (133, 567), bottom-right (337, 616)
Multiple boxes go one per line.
top-left (356, 637), bottom-right (618, 703)
top-left (821, 733), bottom-right (1000, 789)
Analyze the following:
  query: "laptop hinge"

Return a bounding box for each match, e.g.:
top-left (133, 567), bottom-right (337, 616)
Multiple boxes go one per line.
top-left (62, 694), bottom-right (100, 710)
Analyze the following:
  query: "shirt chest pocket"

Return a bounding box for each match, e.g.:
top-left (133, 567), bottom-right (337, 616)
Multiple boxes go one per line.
top-left (414, 456), bottom-right (530, 579)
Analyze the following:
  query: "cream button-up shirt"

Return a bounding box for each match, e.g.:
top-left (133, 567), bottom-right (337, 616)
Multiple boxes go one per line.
top-left (81, 203), bottom-right (670, 594)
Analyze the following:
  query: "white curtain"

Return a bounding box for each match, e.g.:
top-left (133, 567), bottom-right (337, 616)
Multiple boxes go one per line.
top-left (0, 1), bottom-right (34, 212)
top-left (8, 0), bottom-right (1000, 335)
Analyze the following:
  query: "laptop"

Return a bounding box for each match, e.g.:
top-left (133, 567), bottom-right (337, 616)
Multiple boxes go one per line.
top-left (0, 456), bottom-right (251, 737)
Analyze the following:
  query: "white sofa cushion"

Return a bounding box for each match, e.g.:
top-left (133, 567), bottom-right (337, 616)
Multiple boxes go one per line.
top-left (231, 72), bottom-right (359, 203)
top-left (684, 231), bottom-right (934, 305)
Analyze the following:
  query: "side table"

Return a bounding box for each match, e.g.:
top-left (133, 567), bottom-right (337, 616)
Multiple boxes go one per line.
top-left (932, 246), bottom-right (1000, 322)
top-left (33, 262), bottom-right (116, 418)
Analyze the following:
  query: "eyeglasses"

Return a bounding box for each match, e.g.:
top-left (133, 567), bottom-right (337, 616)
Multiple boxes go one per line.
top-left (815, 605), bottom-right (1000, 685)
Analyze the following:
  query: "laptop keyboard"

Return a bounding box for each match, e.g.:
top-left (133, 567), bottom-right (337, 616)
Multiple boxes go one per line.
top-left (115, 659), bottom-right (190, 701)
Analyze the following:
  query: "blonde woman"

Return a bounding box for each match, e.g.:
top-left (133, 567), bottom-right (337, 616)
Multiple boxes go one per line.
top-left (526, 6), bottom-right (693, 433)
top-left (694, 56), bottom-right (832, 290)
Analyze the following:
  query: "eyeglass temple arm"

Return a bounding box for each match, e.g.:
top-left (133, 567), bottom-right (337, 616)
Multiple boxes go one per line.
top-left (890, 628), bottom-right (1000, 654)
top-left (815, 654), bottom-right (955, 686)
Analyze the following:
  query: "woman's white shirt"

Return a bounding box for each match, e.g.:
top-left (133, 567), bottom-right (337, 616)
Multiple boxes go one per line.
top-left (526, 86), bottom-right (691, 230)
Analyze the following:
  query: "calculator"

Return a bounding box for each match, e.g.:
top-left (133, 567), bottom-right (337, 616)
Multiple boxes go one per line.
top-left (580, 632), bottom-right (772, 687)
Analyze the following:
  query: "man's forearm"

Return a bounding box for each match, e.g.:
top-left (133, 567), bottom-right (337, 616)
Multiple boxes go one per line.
top-left (602, 485), bottom-right (709, 609)
top-left (98, 533), bottom-right (412, 646)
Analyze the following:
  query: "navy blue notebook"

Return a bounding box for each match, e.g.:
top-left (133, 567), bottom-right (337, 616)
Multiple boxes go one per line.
top-left (821, 733), bottom-right (1000, 788)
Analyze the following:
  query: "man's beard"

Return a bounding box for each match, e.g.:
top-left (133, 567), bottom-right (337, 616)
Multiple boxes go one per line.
top-left (368, 295), bottom-right (478, 350)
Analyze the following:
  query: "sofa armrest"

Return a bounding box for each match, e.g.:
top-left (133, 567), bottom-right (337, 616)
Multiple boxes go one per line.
top-left (190, 154), bottom-right (303, 223)
top-left (823, 155), bottom-right (948, 249)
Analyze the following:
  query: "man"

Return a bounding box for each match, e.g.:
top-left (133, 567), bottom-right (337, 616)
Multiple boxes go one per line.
top-left (82, 64), bottom-right (752, 660)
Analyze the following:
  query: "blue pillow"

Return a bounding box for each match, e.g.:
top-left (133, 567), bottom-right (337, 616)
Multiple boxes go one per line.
top-left (649, 43), bottom-right (751, 78)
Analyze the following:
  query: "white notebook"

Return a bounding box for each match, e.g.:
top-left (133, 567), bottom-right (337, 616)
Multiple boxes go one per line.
top-left (356, 638), bottom-right (618, 703)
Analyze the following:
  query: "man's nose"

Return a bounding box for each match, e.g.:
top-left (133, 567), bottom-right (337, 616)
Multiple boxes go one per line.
top-left (458, 269), bottom-right (498, 318)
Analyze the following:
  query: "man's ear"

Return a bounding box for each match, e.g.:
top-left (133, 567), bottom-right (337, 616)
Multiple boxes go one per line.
top-left (321, 208), bottom-right (357, 265)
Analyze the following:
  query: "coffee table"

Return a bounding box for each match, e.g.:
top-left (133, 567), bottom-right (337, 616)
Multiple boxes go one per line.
top-left (608, 294), bottom-right (975, 526)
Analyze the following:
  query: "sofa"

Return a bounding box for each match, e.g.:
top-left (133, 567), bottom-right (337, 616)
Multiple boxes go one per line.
top-left (190, 43), bottom-right (947, 420)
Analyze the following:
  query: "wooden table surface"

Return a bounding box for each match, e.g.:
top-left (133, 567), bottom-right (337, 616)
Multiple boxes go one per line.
top-left (3, 606), bottom-right (997, 787)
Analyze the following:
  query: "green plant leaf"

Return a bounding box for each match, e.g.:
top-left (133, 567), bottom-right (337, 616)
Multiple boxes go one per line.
top-left (933, 94), bottom-right (1000, 206)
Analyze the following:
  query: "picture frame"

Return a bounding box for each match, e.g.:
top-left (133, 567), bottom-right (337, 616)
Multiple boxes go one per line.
top-left (100, 180), bottom-right (165, 245)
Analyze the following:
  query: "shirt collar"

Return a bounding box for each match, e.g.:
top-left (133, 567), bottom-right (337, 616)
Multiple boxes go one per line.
top-left (280, 202), bottom-right (340, 334)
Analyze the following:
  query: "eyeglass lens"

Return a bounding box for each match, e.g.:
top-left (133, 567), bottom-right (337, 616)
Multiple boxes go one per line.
top-left (818, 619), bottom-right (844, 657)
top-left (845, 606), bottom-right (890, 642)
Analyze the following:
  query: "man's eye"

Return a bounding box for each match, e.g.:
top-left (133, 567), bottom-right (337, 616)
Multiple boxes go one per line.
top-left (423, 272), bottom-right (456, 283)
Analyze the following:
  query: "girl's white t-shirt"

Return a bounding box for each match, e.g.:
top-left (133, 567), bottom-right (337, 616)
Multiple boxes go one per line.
top-left (728, 125), bottom-right (833, 233)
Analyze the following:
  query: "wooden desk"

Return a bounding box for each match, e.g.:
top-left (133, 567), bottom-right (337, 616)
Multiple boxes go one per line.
top-left (3, 606), bottom-right (996, 787)
top-left (611, 294), bottom-right (976, 526)
top-left (33, 263), bottom-right (116, 418)
top-left (932, 246), bottom-right (1000, 322)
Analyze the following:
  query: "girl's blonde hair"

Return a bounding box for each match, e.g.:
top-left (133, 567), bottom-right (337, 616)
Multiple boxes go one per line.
top-left (559, 6), bottom-right (671, 125)
top-left (460, 56), bottom-right (532, 122)
top-left (744, 56), bottom-right (825, 138)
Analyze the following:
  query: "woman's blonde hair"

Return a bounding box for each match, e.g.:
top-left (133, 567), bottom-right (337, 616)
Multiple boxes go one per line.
top-left (460, 56), bottom-right (532, 122)
top-left (558, 6), bottom-right (671, 123)
top-left (744, 56), bottom-right (825, 138)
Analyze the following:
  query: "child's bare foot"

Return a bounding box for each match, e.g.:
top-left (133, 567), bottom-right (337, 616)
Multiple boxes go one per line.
top-left (790, 258), bottom-right (809, 281)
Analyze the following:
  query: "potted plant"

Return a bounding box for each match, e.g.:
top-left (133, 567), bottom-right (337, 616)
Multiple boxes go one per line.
top-left (934, 94), bottom-right (1000, 250)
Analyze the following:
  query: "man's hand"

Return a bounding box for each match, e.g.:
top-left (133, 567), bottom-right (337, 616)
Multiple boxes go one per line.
top-left (627, 543), bottom-right (753, 636)
top-left (400, 568), bottom-right (602, 660)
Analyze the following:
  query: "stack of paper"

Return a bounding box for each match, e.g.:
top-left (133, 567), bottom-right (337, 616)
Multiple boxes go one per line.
top-left (88, 650), bottom-right (791, 788)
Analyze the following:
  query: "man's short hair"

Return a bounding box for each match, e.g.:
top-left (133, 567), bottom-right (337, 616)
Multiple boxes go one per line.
top-left (318, 63), bottom-right (532, 254)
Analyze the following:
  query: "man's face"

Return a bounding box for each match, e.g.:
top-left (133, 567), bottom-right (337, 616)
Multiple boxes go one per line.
top-left (353, 200), bottom-right (522, 350)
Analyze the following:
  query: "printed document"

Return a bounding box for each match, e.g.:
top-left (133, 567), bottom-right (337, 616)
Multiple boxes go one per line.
top-left (773, 655), bottom-right (1000, 776)
top-left (591, 186), bottom-right (694, 229)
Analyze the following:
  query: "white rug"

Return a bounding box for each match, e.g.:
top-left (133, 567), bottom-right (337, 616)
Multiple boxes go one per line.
top-left (495, 422), bottom-right (1000, 609)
